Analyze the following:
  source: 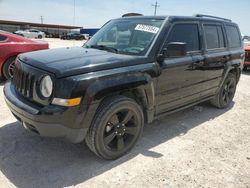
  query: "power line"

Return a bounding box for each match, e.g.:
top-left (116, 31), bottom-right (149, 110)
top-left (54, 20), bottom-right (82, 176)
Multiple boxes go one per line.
top-left (152, 1), bottom-right (160, 16)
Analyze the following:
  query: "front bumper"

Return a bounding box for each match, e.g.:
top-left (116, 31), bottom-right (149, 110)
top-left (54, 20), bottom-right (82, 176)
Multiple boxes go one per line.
top-left (4, 81), bottom-right (87, 143)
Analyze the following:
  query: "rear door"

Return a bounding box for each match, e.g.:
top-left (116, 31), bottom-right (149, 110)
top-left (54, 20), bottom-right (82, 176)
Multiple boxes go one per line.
top-left (200, 23), bottom-right (229, 97)
top-left (156, 22), bottom-right (205, 114)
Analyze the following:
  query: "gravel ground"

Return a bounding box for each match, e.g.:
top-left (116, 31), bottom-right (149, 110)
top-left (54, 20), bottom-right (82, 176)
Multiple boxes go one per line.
top-left (0, 39), bottom-right (249, 188)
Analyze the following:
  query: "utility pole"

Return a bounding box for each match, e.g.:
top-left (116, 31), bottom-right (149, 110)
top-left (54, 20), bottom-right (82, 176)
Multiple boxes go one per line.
top-left (152, 1), bottom-right (160, 16)
top-left (40, 16), bottom-right (43, 24)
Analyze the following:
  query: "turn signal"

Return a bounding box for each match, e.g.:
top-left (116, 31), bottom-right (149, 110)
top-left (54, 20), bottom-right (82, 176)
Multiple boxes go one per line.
top-left (52, 97), bottom-right (81, 107)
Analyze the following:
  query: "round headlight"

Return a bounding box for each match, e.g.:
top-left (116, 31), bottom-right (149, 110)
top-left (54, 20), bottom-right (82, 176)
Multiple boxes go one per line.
top-left (40, 75), bottom-right (53, 98)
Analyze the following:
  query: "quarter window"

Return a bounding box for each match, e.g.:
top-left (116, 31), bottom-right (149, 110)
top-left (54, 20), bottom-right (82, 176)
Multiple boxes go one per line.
top-left (204, 25), bottom-right (225, 49)
top-left (167, 24), bottom-right (200, 52)
top-left (225, 25), bottom-right (241, 48)
top-left (0, 34), bottom-right (8, 42)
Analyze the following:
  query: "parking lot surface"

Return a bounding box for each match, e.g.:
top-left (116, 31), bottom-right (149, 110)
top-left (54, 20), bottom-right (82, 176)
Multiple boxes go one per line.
top-left (0, 39), bottom-right (249, 188)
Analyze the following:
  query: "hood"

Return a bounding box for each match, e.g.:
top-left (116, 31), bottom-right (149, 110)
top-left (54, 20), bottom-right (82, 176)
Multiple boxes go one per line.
top-left (19, 47), bottom-right (148, 78)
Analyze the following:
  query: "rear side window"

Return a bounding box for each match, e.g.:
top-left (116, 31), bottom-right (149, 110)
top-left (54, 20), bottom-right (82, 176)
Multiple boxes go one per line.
top-left (0, 34), bottom-right (8, 42)
top-left (168, 24), bottom-right (200, 52)
top-left (225, 25), bottom-right (241, 48)
top-left (204, 25), bottom-right (225, 49)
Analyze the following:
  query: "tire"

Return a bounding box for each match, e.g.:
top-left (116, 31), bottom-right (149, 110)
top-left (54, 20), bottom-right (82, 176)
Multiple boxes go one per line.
top-left (243, 66), bottom-right (247, 71)
top-left (38, 35), bottom-right (42, 39)
top-left (210, 72), bottom-right (237, 108)
top-left (85, 96), bottom-right (144, 160)
top-left (3, 57), bottom-right (16, 79)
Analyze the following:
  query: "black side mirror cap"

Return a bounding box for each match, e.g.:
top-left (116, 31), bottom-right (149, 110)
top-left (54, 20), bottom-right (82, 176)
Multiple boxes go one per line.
top-left (158, 42), bottom-right (187, 61)
top-left (166, 42), bottom-right (187, 57)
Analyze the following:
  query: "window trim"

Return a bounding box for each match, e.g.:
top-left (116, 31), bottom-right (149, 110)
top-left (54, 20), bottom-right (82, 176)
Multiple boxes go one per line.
top-left (202, 23), bottom-right (227, 52)
top-left (163, 21), bottom-right (202, 55)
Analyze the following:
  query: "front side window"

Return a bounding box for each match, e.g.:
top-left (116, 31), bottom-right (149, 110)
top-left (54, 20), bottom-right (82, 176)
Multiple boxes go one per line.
top-left (85, 18), bottom-right (164, 55)
top-left (225, 25), bottom-right (242, 48)
top-left (0, 34), bottom-right (8, 42)
top-left (204, 25), bottom-right (225, 49)
top-left (167, 23), bottom-right (200, 52)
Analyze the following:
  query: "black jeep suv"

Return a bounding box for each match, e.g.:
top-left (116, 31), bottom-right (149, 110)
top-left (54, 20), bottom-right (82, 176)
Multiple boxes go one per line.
top-left (4, 14), bottom-right (244, 159)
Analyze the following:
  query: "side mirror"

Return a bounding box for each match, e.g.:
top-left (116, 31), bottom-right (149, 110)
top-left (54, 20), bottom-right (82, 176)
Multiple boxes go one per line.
top-left (158, 42), bottom-right (187, 61)
top-left (166, 42), bottom-right (187, 57)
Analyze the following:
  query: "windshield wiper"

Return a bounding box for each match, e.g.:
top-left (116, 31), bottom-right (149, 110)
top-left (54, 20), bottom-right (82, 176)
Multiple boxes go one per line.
top-left (88, 45), bottom-right (119, 54)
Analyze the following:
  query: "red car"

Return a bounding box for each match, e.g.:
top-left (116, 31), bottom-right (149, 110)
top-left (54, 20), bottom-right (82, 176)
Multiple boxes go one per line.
top-left (244, 45), bottom-right (250, 71)
top-left (0, 30), bottom-right (49, 79)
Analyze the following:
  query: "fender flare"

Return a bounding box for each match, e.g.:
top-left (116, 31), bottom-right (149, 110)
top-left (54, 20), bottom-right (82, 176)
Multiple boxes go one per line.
top-left (218, 61), bottom-right (241, 91)
top-left (80, 72), bottom-right (156, 128)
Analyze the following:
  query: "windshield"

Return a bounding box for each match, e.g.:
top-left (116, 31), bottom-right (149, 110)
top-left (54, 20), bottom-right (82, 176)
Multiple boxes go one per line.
top-left (85, 18), bottom-right (164, 56)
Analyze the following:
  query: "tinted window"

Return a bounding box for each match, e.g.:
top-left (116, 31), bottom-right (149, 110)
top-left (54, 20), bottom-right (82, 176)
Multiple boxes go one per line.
top-left (204, 25), bottom-right (219, 49)
top-left (204, 25), bottom-right (225, 49)
top-left (225, 25), bottom-right (241, 48)
top-left (0, 34), bottom-right (8, 41)
top-left (168, 24), bottom-right (200, 52)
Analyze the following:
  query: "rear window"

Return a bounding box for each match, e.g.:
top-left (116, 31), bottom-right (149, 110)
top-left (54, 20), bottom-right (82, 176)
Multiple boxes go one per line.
top-left (0, 34), bottom-right (8, 42)
top-left (167, 24), bottom-right (200, 52)
top-left (225, 25), bottom-right (242, 48)
top-left (204, 25), bottom-right (225, 49)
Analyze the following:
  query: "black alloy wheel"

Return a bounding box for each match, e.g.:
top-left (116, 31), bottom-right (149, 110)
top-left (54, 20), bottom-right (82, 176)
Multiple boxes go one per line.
top-left (210, 72), bottom-right (237, 108)
top-left (103, 109), bottom-right (140, 151)
top-left (221, 77), bottom-right (236, 106)
top-left (85, 96), bottom-right (144, 160)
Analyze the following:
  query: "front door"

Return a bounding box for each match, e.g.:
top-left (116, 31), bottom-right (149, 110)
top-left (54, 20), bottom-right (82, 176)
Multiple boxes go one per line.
top-left (156, 22), bottom-right (205, 115)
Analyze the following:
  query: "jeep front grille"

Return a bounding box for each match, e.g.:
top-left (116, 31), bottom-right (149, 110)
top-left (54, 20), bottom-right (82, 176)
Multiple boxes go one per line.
top-left (13, 65), bottom-right (35, 98)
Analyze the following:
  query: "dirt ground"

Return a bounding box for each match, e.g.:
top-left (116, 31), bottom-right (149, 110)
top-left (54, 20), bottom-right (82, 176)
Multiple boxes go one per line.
top-left (0, 39), bottom-right (249, 188)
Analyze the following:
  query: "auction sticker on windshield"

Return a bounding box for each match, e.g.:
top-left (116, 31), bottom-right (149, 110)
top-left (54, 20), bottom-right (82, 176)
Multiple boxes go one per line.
top-left (135, 24), bottom-right (159, 34)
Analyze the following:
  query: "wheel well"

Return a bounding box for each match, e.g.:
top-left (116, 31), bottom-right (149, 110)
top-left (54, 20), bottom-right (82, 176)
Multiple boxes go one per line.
top-left (99, 88), bottom-right (149, 122)
top-left (229, 68), bottom-right (241, 83)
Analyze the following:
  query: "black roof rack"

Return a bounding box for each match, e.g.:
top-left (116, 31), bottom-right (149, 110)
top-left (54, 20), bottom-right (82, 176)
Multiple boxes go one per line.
top-left (194, 14), bottom-right (232, 22)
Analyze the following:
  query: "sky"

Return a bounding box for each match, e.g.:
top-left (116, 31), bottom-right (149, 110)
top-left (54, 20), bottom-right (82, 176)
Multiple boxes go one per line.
top-left (0, 0), bottom-right (250, 34)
